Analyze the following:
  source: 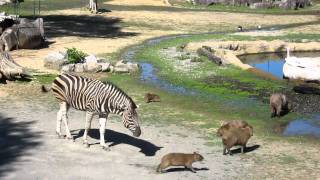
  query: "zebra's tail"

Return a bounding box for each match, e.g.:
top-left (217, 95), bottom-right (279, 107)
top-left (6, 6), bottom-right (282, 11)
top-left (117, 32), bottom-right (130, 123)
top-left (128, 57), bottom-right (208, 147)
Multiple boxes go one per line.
top-left (41, 85), bottom-right (52, 93)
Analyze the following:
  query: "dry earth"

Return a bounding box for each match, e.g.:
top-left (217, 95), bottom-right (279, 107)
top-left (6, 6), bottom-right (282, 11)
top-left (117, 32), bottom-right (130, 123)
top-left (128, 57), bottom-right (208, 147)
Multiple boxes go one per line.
top-left (1, 0), bottom-right (320, 179)
top-left (0, 83), bottom-right (319, 179)
top-left (9, 0), bottom-right (320, 73)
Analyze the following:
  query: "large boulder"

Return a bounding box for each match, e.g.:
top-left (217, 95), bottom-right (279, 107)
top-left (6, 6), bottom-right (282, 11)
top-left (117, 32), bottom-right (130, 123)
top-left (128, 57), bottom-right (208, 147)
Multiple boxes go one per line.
top-left (44, 51), bottom-right (67, 70)
top-left (16, 18), bottom-right (44, 49)
top-left (0, 18), bottom-right (44, 51)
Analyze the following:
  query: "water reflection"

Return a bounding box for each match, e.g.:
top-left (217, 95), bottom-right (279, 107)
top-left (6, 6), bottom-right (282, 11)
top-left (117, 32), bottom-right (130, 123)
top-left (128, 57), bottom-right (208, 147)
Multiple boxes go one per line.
top-left (239, 52), bottom-right (320, 79)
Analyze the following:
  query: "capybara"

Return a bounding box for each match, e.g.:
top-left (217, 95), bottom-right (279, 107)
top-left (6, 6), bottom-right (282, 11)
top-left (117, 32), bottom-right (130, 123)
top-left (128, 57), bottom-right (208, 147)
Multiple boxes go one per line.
top-left (217, 122), bottom-right (253, 155)
top-left (270, 93), bottom-right (288, 117)
top-left (156, 152), bottom-right (204, 173)
top-left (144, 93), bottom-right (161, 103)
top-left (220, 120), bottom-right (253, 136)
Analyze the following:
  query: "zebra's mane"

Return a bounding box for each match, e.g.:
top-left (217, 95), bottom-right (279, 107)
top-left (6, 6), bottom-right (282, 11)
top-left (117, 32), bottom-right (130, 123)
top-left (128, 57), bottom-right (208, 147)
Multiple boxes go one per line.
top-left (102, 80), bottom-right (137, 109)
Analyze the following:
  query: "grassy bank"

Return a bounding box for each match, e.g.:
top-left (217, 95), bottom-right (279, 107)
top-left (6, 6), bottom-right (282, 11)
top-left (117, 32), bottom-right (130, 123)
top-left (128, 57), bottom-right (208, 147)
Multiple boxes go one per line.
top-left (172, 1), bottom-right (320, 15)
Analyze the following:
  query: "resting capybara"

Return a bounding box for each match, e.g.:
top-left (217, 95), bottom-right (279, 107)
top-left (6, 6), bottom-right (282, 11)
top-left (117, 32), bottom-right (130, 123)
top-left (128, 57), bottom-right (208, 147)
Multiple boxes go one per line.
top-left (270, 93), bottom-right (288, 117)
top-left (156, 152), bottom-right (204, 173)
top-left (217, 121), bottom-right (253, 155)
top-left (144, 93), bottom-right (161, 103)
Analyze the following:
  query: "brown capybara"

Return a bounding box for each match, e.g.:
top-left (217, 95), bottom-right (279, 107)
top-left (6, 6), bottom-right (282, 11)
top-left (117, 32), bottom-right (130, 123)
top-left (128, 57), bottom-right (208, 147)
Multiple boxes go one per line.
top-left (220, 120), bottom-right (253, 136)
top-left (144, 93), bottom-right (161, 103)
top-left (217, 122), bottom-right (253, 155)
top-left (156, 152), bottom-right (204, 173)
top-left (270, 93), bottom-right (289, 117)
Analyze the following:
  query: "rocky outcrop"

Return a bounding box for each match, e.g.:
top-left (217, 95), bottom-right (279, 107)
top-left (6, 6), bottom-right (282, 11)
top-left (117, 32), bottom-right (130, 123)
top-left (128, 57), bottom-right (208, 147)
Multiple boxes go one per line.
top-left (44, 51), bottom-right (140, 74)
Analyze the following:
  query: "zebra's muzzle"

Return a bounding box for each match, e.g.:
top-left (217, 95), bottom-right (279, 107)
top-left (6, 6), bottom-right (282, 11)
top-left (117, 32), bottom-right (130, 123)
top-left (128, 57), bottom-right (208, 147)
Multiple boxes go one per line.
top-left (133, 127), bottom-right (141, 137)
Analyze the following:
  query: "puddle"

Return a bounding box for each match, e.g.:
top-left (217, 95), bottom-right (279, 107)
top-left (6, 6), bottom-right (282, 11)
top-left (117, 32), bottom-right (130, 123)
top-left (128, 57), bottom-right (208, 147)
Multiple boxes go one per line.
top-left (283, 116), bottom-right (320, 137)
top-left (239, 52), bottom-right (320, 79)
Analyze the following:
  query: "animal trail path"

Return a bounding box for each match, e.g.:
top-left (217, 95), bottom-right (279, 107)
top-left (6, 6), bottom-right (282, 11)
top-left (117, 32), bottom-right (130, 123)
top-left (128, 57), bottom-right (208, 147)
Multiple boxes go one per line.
top-left (0, 97), bottom-right (250, 180)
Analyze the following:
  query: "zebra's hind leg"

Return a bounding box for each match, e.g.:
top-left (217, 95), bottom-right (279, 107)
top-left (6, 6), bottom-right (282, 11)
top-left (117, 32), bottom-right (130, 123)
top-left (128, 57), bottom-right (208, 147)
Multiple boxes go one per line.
top-left (61, 102), bottom-right (73, 141)
top-left (99, 114), bottom-right (109, 151)
top-left (83, 111), bottom-right (94, 148)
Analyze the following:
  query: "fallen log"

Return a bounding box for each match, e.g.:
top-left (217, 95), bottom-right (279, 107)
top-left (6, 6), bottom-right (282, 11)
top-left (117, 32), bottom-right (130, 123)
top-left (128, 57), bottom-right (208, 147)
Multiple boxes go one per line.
top-left (196, 46), bottom-right (223, 65)
top-left (0, 51), bottom-right (31, 81)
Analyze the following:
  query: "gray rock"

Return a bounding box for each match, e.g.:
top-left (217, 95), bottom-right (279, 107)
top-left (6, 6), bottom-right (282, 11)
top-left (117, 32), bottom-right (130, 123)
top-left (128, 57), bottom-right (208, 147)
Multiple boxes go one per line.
top-left (114, 66), bottom-right (129, 73)
top-left (84, 54), bottom-right (98, 64)
top-left (84, 62), bottom-right (102, 72)
top-left (127, 62), bottom-right (140, 73)
top-left (61, 64), bottom-right (75, 72)
top-left (99, 62), bottom-right (111, 72)
top-left (74, 63), bottom-right (85, 73)
top-left (44, 52), bottom-right (67, 70)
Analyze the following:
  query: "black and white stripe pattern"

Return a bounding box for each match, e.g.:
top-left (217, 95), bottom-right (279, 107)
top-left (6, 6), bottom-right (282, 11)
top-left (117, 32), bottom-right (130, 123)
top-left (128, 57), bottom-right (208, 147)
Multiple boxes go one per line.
top-left (49, 73), bottom-right (141, 149)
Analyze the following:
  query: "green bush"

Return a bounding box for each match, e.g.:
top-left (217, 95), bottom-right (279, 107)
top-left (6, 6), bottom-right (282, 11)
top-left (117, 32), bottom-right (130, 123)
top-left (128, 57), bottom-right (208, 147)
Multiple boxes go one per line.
top-left (66, 47), bottom-right (87, 64)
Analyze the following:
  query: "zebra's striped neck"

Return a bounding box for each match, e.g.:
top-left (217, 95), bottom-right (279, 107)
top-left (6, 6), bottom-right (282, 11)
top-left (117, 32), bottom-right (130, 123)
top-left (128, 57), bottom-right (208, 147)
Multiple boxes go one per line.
top-left (101, 82), bottom-right (136, 115)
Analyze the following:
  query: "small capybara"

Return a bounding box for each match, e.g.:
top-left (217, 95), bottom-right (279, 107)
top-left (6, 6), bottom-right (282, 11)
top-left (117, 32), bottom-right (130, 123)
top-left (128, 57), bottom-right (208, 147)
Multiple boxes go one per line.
top-left (217, 121), bottom-right (253, 155)
top-left (270, 93), bottom-right (289, 117)
top-left (144, 93), bottom-right (161, 103)
top-left (156, 152), bottom-right (204, 173)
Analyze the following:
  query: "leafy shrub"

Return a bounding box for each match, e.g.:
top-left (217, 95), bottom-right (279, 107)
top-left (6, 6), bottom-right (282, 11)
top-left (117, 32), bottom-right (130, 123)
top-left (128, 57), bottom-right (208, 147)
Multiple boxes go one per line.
top-left (66, 47), bottom-right (87, 64)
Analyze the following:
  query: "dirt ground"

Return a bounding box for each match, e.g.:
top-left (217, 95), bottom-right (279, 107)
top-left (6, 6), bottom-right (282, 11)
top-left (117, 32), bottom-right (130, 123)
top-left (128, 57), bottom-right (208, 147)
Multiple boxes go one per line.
top-left (0, 90), bottom-right (248, 180)
top-left (10, 0), bottom-right (320, 73)
top-left (1, 0), bottom-right (320, 179)
top-left (0, 83), bottom-right (319, 179)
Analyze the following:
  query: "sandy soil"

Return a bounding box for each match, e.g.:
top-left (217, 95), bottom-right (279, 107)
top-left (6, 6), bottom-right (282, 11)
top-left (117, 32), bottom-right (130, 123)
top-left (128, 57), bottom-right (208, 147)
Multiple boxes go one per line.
top-left (0, 93), bottom-right (249, 180)
top-left (10, 0), bottom-right (320, 73)
top-left (0, 84), bottom-right (319, 179)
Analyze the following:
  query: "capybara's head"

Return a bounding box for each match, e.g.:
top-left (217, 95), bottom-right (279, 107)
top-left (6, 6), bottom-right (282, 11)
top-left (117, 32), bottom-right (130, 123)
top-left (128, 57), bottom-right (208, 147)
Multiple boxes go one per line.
top-left (216, 124), bottom-right (229, 137)
top-left (193, 152), bottom-right (204, 161)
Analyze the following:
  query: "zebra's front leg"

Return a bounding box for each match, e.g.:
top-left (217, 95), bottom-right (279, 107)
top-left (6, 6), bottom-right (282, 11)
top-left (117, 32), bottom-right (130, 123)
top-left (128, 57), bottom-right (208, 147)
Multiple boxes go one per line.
top-left (99, 114), bottom-right (110, 151)
top-left (83, 111), bottom-right (94, 148)
top-left (56, 107), bottom-right (63, 138)
top-left (60, 102), bottom-right (73, 140)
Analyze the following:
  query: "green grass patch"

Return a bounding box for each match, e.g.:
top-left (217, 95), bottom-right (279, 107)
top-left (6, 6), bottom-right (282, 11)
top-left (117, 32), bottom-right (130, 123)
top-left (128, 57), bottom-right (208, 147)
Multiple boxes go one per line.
top-left (174, 1), bottom-right (320, 15)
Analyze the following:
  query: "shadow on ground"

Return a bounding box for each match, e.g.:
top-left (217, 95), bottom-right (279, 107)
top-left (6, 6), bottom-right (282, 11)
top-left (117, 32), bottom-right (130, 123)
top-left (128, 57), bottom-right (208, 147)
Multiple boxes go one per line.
top-left (40, 15), bottom-right (139, 38)
top-left (0, 114), bottom-right (42, 178)
top-left (164, 167), bottom-right (210, 173)
top-left (73, 129), bottom-right (162, 156)
top-left (230, 144), bottom-right (260, 155)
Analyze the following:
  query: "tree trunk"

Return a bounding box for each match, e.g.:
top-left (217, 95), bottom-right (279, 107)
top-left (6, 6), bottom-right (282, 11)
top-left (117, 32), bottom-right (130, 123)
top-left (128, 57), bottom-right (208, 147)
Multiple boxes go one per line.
top-left (0, 51), bottom-right (31, 81)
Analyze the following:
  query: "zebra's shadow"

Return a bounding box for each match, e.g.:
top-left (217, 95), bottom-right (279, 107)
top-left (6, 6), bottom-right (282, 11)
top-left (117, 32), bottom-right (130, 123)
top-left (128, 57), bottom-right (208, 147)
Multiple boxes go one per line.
top-left (72, 129), bottom-right (162, 156)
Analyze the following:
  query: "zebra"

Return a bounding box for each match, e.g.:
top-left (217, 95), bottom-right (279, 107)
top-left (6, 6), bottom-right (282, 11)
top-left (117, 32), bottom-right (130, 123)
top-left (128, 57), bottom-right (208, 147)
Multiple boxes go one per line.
top-left (42, 73), bottom-right (141, 150)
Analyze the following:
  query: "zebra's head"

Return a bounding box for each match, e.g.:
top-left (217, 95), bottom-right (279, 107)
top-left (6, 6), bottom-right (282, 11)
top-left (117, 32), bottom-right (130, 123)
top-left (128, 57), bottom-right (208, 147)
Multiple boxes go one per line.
top-left (121, 103), bottom-right (141, 137)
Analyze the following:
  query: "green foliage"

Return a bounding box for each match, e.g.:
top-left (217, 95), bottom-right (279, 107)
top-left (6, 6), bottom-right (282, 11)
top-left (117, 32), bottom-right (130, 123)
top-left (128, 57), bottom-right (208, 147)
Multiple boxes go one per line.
top-left (66, 48), bottom-right (87, 64)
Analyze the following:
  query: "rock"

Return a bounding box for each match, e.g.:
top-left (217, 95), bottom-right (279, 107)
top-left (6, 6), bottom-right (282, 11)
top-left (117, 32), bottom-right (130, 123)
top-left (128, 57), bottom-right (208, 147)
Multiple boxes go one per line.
top-left (115, 60), bottom-right (125, 67)
top-left (61, 64), bottom-right (75, 72)
top-left (0, 28), bottom-right (17, 51)
top-left (99, 62), bottom-right (111, 72)
top-left (15, 18), bottom-right (45, 49)
top-left (74, 63), bottom-right (85, 73)
top-left (84, 62), bottom-right (102, 72)
top-left (114, 60), bottom-right (140, 73)
top-left (44, 52), bottom-right (67, 70)
top-left (114, 66), bottom-right (129, 73)
top-left (127, 62), bottom-right (140, 73)
top-left (84, 54), bottom-right (98, 64)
